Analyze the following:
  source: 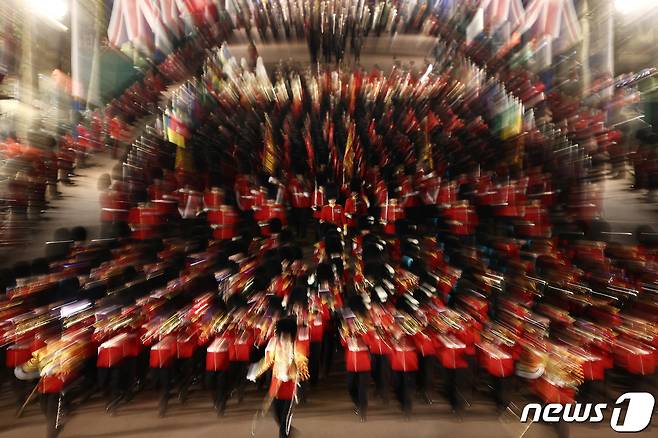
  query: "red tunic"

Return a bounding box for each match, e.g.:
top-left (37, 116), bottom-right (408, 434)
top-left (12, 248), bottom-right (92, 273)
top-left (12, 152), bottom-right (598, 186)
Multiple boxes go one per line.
top-left (255, 202), bottom-right (287, 236)
top-left (234, 176), bottom-right (255, 211)
top-left (289, 177), bottom-right (311, 208)
top-left (207, 205), bottom-right (239, 240)
top-left (320, 204), bottom-right (345, 226)
top-left (344, 336), bottom-right (372, 372)
top-left (388, 336), bottom-right (419, 372)
top-left (380, 202), bottom-right (405, 235)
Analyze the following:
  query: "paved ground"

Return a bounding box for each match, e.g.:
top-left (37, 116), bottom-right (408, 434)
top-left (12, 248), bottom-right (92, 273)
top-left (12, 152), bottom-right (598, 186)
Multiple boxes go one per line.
top-left (0, 152), bottom-right (113, 266)
top-left (601, 173), bottom-right (658, 240)
top-left (0, 371), bottom-right (652, 438)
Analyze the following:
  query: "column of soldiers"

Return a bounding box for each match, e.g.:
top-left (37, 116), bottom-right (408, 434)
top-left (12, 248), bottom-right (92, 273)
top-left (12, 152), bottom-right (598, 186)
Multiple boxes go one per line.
top-left (223, 0), bottom-right (438, 64)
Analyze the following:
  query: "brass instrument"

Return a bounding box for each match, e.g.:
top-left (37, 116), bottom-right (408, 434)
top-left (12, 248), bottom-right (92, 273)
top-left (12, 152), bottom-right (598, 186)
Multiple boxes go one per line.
top-left (544, 343), bottom-right (585, 388)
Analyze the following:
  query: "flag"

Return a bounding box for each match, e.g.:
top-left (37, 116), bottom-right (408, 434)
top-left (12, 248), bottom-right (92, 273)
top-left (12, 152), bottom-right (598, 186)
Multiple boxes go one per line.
top-left (343, 120), bottom-right (355, 184)
top-left (518, 0), bottom-right (582, 48)
top-left (107, 0), bottom-right (154, 55)
top-left (466, 7), bottom-right (484, 45)
top-left (262, 115), bottom-right (277, 175)
top-left (326, 116), bottom-right (340, 182)
top-left (304, 119), bottom-right (315, 174)
top-left (159, 0), bottom-right (184, 39)
top-left (422, 114), bottom-right (435, 171)
top-left (140, 0), bottom-right (174, 55)
top-left (481, 0), bottom-right (525, 31)
top-left (108, 0), bottom-right (181, 57)
top-left (165, 111), bottom-right (188, 148)
top-left (72, 0), bottom-right (96, 101)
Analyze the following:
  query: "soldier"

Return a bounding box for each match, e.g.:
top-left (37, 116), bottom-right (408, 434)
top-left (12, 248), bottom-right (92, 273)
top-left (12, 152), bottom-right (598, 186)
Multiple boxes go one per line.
top-left (248, 317), bottom-right (309, 438)
top-left (288, 174), bottom-right (312, 238)
top-left (319, 195), bottom-right (345, 233)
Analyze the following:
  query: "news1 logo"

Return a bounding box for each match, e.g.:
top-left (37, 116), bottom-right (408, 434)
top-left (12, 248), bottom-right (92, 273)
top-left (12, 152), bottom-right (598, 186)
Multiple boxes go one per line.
top-left (520, 392), bottom-right (655, 432)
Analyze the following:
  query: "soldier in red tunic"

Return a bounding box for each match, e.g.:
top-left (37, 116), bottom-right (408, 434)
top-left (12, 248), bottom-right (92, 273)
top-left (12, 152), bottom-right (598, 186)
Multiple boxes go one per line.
top-left (344, 180), bottom-right (368, 236)
top-left (311, 180), bottom-right (325, 239)
top-left (255, 185), bottom-right (288, 237)
top-left (319, 196), bottom-right (345, 234)
top-left (340, 295), bottom-right (371, 422)
top-left (389, 313), bottom-right (419, 418)
top-left (380, 192), bottom-right (405, 236)
top-left (288, 174), bottom-right (312, 238)
top-left (234, 174), bottom-right (256, 212)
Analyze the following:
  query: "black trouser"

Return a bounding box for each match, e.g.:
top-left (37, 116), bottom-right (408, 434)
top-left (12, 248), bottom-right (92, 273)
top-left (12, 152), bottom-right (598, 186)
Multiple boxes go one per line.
top-left (155, 366), bottom-right (173, 416)
top-left (177, 356), bottom-right (196, 403)
top-left (371, 354), bottom-right (389, 402)
top-left (291, 207), bottom-right (310, 238)
top-left (417, 355), bottom-right (436, 397)
top-left (322, 323), bottom-right (336, 377)
top-left (443, 367), bottom-right (469, 411)
top-left (392, 371), bottom-right (415, 415)
top-left (228, 361), bottom-right (248, 401)
top-left (309, 341), bottom-right (322, 386)
top-left (347, 371), bottom-right (369, 416)
top-left (41, 392), bottom-right (64, 438)
top-left (313, 217), bottom-right (322, 240)
top-left (205, 370), bottom-right (228, 413)
top-left (492, 376), bottom-right (511, 408)
top-left (272, 398), bottom-right (294, 438)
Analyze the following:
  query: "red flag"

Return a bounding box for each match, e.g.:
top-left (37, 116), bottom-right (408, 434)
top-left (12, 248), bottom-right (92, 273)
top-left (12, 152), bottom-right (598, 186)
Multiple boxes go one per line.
top-left (304, 119), bottom-right (314, 175)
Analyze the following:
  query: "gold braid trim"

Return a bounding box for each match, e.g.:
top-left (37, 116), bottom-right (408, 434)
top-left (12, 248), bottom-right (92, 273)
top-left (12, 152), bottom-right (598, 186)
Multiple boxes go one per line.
top-left (294, 351), bottom-right (309, 382)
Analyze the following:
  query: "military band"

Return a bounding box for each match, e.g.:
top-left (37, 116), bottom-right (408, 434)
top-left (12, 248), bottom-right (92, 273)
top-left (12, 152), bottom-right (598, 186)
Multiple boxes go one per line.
top-left (0, 12), bottom-right (656, 438)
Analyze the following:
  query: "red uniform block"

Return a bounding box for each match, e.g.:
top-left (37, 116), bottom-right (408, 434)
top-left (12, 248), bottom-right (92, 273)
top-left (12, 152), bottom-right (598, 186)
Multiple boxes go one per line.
top-left (234, 176), bottom-right (256, 211)
top-left (289, 178), bottom-right (311, 209)
top-left (366, 330), bottom-right (392, 355)
top-left (532, 377), bottom-right (575, 404)
top-left (312, 189), bottom-right (325, 219)
top-left (389, 339), bottom-right (419, 372)
top-left (40, 373), bottom-right (79, 394)
top-left (269, 377), bottom-right (296, 400)
top-left (176, 333), bottom-right (198, 359)
top-left (229, 331), bottom-right (254, 362)
top-left (99, 191), bottom-right (130, 223)
top-left (97, 333), bottom-right (135, 368)
top-left (345, 337), bottom-right (371, 372)
top-left (614, 339), bottom-right (656, 375)
top-left (581, 354), bottom-right (605, 381)
top-left (436, 334), bottom-right (469, 369)
top-left (320, 204), bottom-right (345, 227)
top-left (6, 343), bottom-right (32, 367)
top-left (477, 343), bottom-right (514, 377)
top-left (129, 204), bottom-right (163, 240)
top-left (206, 337), bottom-right (230, 371)
top-left (443, 202), bottom-right (478, 235)
top-left (380, 203), bottom-right (405, 235)
top-left (150, 336), bottom-right (176, 368)
top-left (203, 187), bottom-right (224, 211)
top-left (412, 332), bottom-right (437, 357)
top-left (207, 206), bottom-right (239, 240)
top-left (310, 316), bottom-right (324, 343)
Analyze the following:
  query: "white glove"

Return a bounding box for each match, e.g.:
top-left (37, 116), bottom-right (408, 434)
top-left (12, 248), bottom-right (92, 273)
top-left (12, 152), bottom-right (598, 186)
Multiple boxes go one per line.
top-left (246, 363), bottom-right (259, 382)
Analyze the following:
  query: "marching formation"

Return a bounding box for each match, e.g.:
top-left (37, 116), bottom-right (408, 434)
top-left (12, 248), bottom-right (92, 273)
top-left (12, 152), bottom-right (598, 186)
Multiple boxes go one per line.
top-left (1, 44), bottom-right (657, 438)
